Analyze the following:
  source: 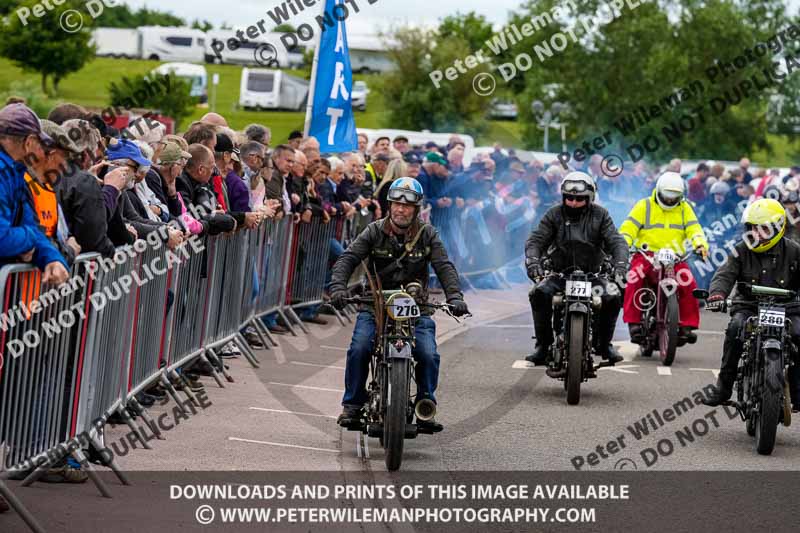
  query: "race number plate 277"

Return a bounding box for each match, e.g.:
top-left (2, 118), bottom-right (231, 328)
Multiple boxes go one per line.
top-left (565, 280), bottom-right (592, 297)
top-left (759, 308), bottom-right (785, 327)
top-left (390, 297), bottom-right (420, 318)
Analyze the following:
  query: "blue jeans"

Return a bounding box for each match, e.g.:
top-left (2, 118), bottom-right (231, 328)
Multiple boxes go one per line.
top-left (325, 238), bottom-right (345, 289)
top-left (342, 312), bottom-right (440, 407)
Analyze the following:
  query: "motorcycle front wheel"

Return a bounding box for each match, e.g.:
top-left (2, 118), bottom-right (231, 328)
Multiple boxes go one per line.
top-left (566, 313), bottom-right (585, 405)
top-left (384, 358), bottom-right (410, 470)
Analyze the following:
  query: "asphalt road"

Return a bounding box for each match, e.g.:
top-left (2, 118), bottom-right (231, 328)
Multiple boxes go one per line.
top-left (241, 307), bottom-right (800, 472)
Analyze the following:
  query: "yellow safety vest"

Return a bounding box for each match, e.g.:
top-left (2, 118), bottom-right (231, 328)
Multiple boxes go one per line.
top-left (619, 190), bottom-right (708, 253)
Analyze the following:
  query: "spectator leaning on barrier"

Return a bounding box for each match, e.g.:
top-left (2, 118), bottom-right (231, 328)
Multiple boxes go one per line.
top-left (268, 145), bottom-right (294, 217)
top-left (56, 119), bottom-right (117, 257)
top-left (245, 123), bottom-right (271, 147)
top-left (176, 144), bottom-right (236, 235)
top-left (217, 133), bottom-right (250, 213)
top-left (687, 162), bottom-right (710, 203)
top-left (393, 135), bottom-right (410, 155)
top-left (200, 112), bottom-right (228, 128)
top-left (365, 151), bottom-right (389, 188)
top-left (289, 149), bottom-right (313, 222)
top-left (357, 132), bottom-right (369, 161)
top-left (0, 103), bottom-right (70, 285)
top-left (155, 142), bottom-right (204, 235)
top-left (739, 157), bottom-right (753, 183)
top-left (404, 152), bottom-right (421, 179)
top-left (130, 140), bottom-right (171, 224)
top-left (300, 136), bottom-right (321, 167)
top-left (26, 120), bottom-right (85, 264)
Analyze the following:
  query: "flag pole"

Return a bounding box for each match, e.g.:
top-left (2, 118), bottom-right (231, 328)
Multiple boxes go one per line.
top-left (303, 0), bottom-right (328, 137)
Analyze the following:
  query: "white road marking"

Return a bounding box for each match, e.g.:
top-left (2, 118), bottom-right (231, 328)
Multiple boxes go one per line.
top-left (511, 360), bottom-right (546, 369)
top-left (268, 382), bottom-right (344, 393)
top-left (229, 437), bottom-right (339, 453)
top-left (599, 364), bottom-right (639, 374)
top-left (291, 361), bottom-right (346, 370)
top-left (690, 368), bottom-right (720, 378)
top-left (320, 345), bottom-right (348, 352)
top-left (657, 366), bottom-right (672, 376)
top-left (249, 407), bottom-right (337, 419)
top-left (696, 330), bottom-right (725, 336)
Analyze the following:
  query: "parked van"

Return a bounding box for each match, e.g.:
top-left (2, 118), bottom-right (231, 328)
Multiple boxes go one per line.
top-left (138, 26), bottom-right (205, 63)
top-left (239, 68), bottom-right (309, 111)
top-left (92, 28), bottom-right (139, 59)
top-left (152, 63), bottom-right (208, 104)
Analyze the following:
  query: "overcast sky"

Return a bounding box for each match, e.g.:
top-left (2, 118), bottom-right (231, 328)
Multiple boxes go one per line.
top-left (119, 0), bottom-right (799, 35)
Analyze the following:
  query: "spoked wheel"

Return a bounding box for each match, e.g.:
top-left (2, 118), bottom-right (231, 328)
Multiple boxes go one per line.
top-left (756, 349), bottom-right (783, 455)
top-left (384, 358), bottom-right (410, 471)
top-left (566, 314), bottom-right (585, 405)
top-left (659, 293), bottom-right (679, 366)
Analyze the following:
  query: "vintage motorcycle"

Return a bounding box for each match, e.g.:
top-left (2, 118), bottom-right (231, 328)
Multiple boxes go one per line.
top-left (343, 281), bottom-right (466, 471)
top-left (697, 283), bottom-right (795, 455)
top-left (538, 260), bottom-right (618, 405)
top-left (631, 246), bottom-right (700, 366)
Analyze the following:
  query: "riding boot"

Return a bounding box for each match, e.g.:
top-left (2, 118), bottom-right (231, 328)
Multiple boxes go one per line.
top-left (525, 343), bottom-right (550, 365)
top-left (679, 326), bottom-right (698, 344)
top-left (702, 376), bottom-right (735, 406)
top-left (628, 323), bottom-right (645, 344)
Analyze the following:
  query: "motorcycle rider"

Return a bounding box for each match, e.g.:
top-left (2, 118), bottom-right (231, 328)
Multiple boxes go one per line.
top-left (330, 177), bottom-right (470, 432)
top-left (525, 171), bottom-right (629, 366)
top-left (702, 198), bottom-right (800, 411)
top-left (620, 171), bottom-right (709, 346)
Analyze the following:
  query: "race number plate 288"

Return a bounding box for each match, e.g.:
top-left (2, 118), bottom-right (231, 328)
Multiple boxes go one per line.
top-left (565, 280), bottom-right (592, 297)
top-left (390, 297), bottom-right (420, 319)
top-left (759, 308), bottom-right (785, 327)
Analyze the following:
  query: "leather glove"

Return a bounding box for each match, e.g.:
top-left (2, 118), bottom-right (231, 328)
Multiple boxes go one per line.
top-left (448, 299), bottom-right (469, 317)
top-left (614, 263), bottom-right (628, 287)
top-left (526, 260), bottom-right (544, 281)
top-left (706, 293), bottom-right (725, 312)
top-left (331, 291), bottom-right (349, 310)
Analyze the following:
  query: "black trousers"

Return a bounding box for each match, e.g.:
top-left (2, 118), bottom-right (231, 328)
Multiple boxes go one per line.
top-left (721, 309), bottom-right (800, 404)
top-left (529, 277), bottom-right (621, 355)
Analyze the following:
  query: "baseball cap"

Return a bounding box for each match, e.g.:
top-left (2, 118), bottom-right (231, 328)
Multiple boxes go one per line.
top-left (214, 132), bottom-right (234, 153)
top-left (39, 119), bottom-right (81, 153)
top-left (61, 119), bottom-right (101, 153)
top-left (424, 151), bottom-right (447, 166)
top-left (393, 135), bottom-right (409, 143)
top-left (106, 138), bottom-right (152, 167)
top-left (404, 152), bottom-right (421, 165)
top-left (0, 103), bottom-right (52, 144)
top-left (159, 142), bottom-right (192, 165)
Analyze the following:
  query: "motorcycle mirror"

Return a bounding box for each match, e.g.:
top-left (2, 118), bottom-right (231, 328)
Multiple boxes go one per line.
top-left (692, 289), bottom-right (709, 300)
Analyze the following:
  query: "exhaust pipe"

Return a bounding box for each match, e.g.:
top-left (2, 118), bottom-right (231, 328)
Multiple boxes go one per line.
top-left (415, 399), bottom-right (437, 421)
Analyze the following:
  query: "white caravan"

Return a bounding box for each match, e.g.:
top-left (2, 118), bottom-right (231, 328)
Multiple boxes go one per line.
top-left (91, 28), bottom-right (139, 58)
top-left (151, 63), bottom-right (208, 103)
top-left (138, 26), bottom-right (205, 63)
top-left (205, 30), bottom-right (291, 67)
top-left (239, 68), bottom-right (309, 111)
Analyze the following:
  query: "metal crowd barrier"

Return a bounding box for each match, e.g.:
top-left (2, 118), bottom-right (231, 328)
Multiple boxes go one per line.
top-left (284, 217), bottom-right (339, 332)
top-left (0, 210), bottom-right (351, 532)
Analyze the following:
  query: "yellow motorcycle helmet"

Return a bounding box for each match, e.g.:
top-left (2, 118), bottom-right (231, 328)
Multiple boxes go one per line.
top-left (741, 198), bottom-right (786, 252)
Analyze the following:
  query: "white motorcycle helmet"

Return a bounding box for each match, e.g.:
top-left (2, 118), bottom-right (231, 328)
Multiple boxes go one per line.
top-left (560, 171), bottom-right (596, 202)
top-left (654, 171), bottom-right (685, 211)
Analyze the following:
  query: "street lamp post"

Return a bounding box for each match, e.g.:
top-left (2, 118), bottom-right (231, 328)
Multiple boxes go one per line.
top-left (531, 100), bottom-right (567, 153)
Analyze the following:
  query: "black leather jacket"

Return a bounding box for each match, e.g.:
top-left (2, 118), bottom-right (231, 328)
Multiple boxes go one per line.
top-left (330, 218), bottom-right (463, 312)
top-left (525, 203), bottom-right (628, 273)
top-left (176, 170), bottom-right (235, 235)
top-left (709, 237), bottom-right (800, 312)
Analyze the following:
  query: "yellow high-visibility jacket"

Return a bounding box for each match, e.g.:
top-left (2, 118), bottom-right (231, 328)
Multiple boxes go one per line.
top-left (619, 190), bottom-right (708, 253)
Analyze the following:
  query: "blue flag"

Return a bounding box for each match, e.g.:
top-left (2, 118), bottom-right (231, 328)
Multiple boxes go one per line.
top-left (307, 0), bottom-right (358, 152)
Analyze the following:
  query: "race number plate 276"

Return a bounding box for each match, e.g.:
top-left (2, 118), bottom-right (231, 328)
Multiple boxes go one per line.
top-left (759, 308), bottom-right (786, 327)
top-left (390, 297), bottom-right (420, 318)
top-left (565, 281), bottom-right (592, 297)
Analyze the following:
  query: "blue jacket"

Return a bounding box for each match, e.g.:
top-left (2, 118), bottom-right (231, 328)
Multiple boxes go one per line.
top-left (0, 148), bottom-right (67, 270)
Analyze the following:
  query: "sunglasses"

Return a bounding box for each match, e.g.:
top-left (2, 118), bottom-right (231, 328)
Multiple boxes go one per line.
top-left (563, 194), bottom-right (588, 202)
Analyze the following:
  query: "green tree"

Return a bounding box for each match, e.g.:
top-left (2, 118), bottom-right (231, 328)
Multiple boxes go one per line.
top-left (437, 12), bottom-right (494, 53)
top-left (0, 0), bottom-right (95, 95)
top-left (191, 19), bottom-right (213, 32)
top-left (382, 27), bottom-right (490, 137)
top-left (503, 0), bottom-right (791, 161)
top-left (274, 23), bottom-right (296, 33)
top-left (108, 73), bottom-right (196, 130)
top-left (96, 5), bottom-right (184, 28)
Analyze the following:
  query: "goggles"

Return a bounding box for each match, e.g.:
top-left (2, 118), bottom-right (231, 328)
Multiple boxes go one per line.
top-left (563, 194), bottom-right (588, 202)
top-left (387, 188), bottom-right (422, 204)
top-left (562, 180), bottom-right (591, 194)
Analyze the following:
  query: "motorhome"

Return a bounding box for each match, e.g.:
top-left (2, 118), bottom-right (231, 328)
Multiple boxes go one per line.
top-left (152, 63), bottom-right (208, 104)
top-left (239, 68), bottom-right (309, 111)
top-left (204, 30), bottom-right (291, 67)
top-left (138, 26), bottom-right (205, 63)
